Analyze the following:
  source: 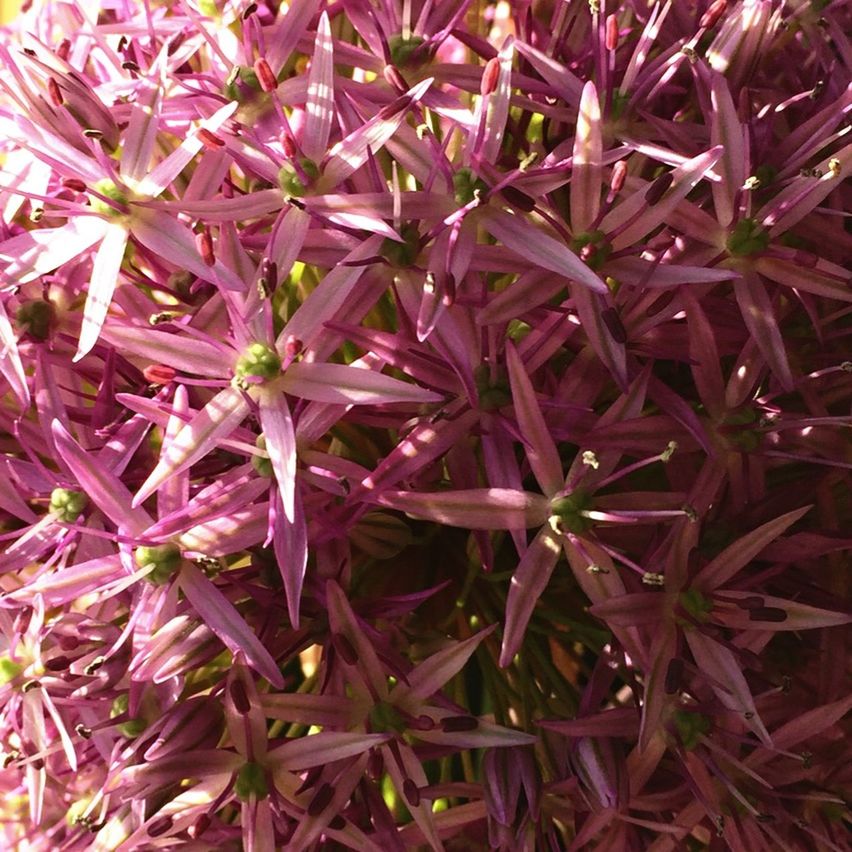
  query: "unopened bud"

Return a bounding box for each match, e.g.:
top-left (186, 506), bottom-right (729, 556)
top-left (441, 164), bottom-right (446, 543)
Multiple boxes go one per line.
top-left (481, 57), bottom-right (500, 96)
top-left (253, 57), bottom-right (277, 93)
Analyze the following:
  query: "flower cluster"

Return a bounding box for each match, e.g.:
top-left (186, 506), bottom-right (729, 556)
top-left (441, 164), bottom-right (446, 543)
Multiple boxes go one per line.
top-left (1, 0), bottom-right (850, 849)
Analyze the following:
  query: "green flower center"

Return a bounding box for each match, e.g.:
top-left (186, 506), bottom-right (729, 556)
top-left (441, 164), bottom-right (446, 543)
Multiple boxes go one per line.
top-left (278, 158), bottom-right (320, 198)
top-left (570, 231), bottom-right (612, 271)
top-left (135, 543), bottom-right (183, 585)
top-left (673, 710), bottom-right (711, 750)
top-left (16, 299), bottom-right (55, 341)
top-left (381, 222), bottom-right (421, 268)
top-left (726, 218), bottom-right (770, 257)
top-left (235, 762), bottom-right (269, 801)
top-left (49, 488), bottom-right (89, 523)
top-left (453, 167), bottom-right (488, 206)
top-left (550, 490), bottom-right (594, 534)
top-left (388, 34), bottom-right (426, 68)
top-left (89, 179), bottom-right (129, 217)
top-left (0, 657), bottom-right (24, 685)
top-left (110, 694), bottom-right (146, 738)
top-left (474, 364), bottom-right (511, 411)
top-left (369, 700), bottom-right (406, 733)
top-left (235, 343), bottom-right (282, 382)
top-left (678, 588), bottom-right (713, 624)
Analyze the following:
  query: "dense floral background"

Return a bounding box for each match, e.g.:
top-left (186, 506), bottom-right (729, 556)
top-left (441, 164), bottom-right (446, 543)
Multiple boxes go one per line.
top-left (0, 0), bottom-right (850, 849)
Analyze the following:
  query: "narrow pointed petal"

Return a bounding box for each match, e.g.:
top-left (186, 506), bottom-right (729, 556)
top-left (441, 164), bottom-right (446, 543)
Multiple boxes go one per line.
top-left (397, 627), bottom-right (496, 704)
top-left (571, 81), bottom-right (603, 233)
top-left (282, 361), bottom-right (443, 405)
top-left (0, 217), bottom-right (106, 286)
top-left (98, 323), bottom-right (228, 378)
top-left (179, 561), bottom-right (284, 687)
top-left (684, 630), bottom-right (771, 746)
top-left (75, 222), bottom-right (128, 361)
top-left (715, 592), bottom-right (851, 631)
top-left (302, 11), bottom-right (334, 162)
top-left (51, 419), bottom-right (151, 535)
top-left (638, 625), bottom-right (677, 752)
top-left (505, 343), bottom-right (564, 497)
top-left (326, 579), bottom-right (389, 701)
top-left (258, 389), bottom-right (297, 521)
top-left (319, 78), bottom-right (433, 189)
top-left (604, 147), bottom-right (723, 250)
top-left (133, 386), bottom-right (250, 508)
top-left (755, 256), bottom-right (852, 302)
top-left (478, 38), bottom-right (514, 165)
top-left (733, 271), bottom-right (795, 391)
top-left (120, 75), bottom-right (162, 183)
top-left (480, 208), bottom-right (607, 294)
top-left (500, 525), bottom-right (562, 667)
top-left (709, 73), bottom-right (744, 227)
top-left (272, 486), bottom-right (308, 628)
top-left (694, 506), bottom-right (811, 591)
top-left (375, 488), bottom-right (550, 530)
top-left (0, 299), bottom-right (30, 408)
top-left (573, 287), bottom-right (628, 390)
top-left (268, 731), bottom-right (389, 771)
top-left (130, 207), bottom-right (245, 291)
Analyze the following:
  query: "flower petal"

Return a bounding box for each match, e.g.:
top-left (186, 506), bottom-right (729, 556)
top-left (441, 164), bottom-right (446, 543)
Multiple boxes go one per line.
top-left (302, 11), bottom-right (335, 162)
top-left (179, 561), bottom-right (284, 687)
top-left (571, 81), bottom-right (603, 233)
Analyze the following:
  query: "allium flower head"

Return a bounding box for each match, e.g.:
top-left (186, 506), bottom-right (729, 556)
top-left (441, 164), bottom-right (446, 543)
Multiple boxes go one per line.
top-left (0, 0), bottom-right (850, 849)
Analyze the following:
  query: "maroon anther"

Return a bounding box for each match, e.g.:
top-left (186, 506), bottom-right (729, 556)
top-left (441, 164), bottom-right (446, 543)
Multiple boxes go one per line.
top-left (440, 715), bottom-right (479, 732)
top-left (62, 178), bottom-right (87, 192)
top-left (56, 39), bottom-right (71, 62)
top-left (748, 607), bottom-right (787, 623)
top-left (253, 57), bottom-right (277, 93)
top-left (196, 229), bottom-right (215, 267)
top-left (644, 172), bottom-right (673, 204)
top-left (403, 778), bottom-right (421, 807)
top-left (147, 815), bottom-right (174, 837)
top-left (197, 128), bottom-right (226, 149)
top-left (143, 364), bottom-right (176, 385)
top-left (47, 77), bottom-right (63, 107)
top-left (605, 15), bottom-right (619, 51)
top-left (664, 658), bottom-right (684, 694)
top-left (188, 814), bottom-right (211, 839)
top-left (480, 56), bottom-right (501, 96)
top-left (280, 133), bottom-right (297, 158)
top-left (601, 307), bottom-right (627, 344)
top-left (229, 679), bottom-right (251, 714)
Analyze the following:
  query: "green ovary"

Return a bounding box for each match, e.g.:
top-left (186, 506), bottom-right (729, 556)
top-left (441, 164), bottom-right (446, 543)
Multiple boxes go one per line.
top-left (49, 488), bottom-right (89, 523)
top-left (135, 543), bottom-right (183, 585)
top-left (235, 343), bottom-right (282, 382)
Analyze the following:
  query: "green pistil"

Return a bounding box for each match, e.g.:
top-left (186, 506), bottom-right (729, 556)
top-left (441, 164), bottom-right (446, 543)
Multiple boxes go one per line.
top-left (673, 710), bottom-right (711, 750)
top-left (135, 543), bottom-right (183, 585)
top-left (49, 488), bottom-right (89, 524)
top-left (389, 34), bottom-right (426, 68)
top-left (550, 490), bottom-right (594, 534)
top-left (474, 364), bottom-right (511, 411)
top-left (369, 701), bottom-right (406, 734)
top-left (381, 222), bottom-right (421, 268)
top-left (0, 657), bottom-right (24, 685)
top-left (570, 230), bottom-right (611, 271)
top-left (252, 434), bottom-right (273, 478)
top-left (89, 179), bottom-right (128, 217)
top-left (235, 762), bottom-right (269, 801)
top-left (16, 299), bottom-right (55, 341)
top-left (720, 406), bottom-right (762, 452)
top-left (678, 588), bottom-right (713, 624)
top-left (726, 218), bottom-right (770, 257)
top-left (110, 694), bottom-right (146, 738)
top-left (453, 167), bottom-right (488, 206)
top-left (235, 342), bottom-right (282, 382)
top-left (278, 158), bottom-right (319, 198)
